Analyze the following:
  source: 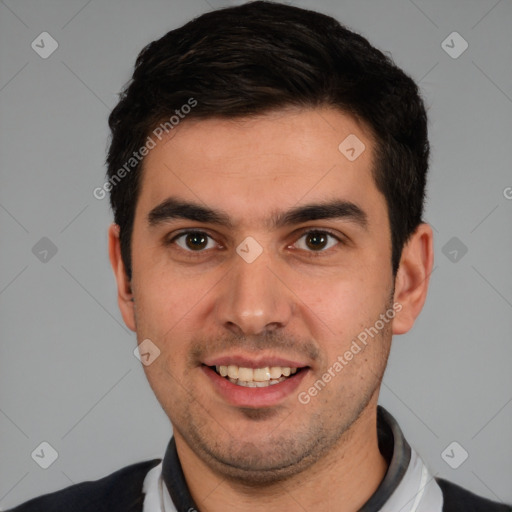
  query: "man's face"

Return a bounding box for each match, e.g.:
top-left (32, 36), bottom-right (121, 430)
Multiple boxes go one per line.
top-left (124, 108), bottom-right (396, 481)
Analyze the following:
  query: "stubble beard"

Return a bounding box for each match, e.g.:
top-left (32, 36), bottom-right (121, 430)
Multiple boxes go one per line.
top-left (172, 302), bottom-right (393, 487)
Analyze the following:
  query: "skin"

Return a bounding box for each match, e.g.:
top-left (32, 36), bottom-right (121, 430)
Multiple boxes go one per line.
top-left (109, 107), bottom-right (434, 511)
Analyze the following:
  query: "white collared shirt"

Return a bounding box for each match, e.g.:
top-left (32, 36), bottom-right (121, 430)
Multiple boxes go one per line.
top-left (141, 447), bottom-right (443, 512)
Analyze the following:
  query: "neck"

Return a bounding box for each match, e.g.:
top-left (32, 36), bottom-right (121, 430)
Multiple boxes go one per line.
top-left (173, 398), bottom-right (388, 512)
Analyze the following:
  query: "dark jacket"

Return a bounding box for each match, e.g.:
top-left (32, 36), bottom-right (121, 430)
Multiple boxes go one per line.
top-left (6, 459), bottom-right (511, 512)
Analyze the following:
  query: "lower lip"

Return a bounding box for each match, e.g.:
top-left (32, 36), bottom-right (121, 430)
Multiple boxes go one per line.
top-left (202, 366), bottom-right (309, 408)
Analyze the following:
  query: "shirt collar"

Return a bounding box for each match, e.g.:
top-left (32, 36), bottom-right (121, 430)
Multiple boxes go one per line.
top-left (149, 405), bottom-right (442, 512)
top-left (359, 405), bottom-right (412, 510)
top-left (161, 437), bottom-right (199, 512)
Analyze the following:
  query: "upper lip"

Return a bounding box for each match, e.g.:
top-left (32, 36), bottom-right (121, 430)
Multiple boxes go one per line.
top-left (203, 354), bottom-right (309, 369)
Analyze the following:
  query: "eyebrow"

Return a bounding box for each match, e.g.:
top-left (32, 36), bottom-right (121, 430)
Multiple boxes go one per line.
top-left (147, 197), bottom-right (368, 231)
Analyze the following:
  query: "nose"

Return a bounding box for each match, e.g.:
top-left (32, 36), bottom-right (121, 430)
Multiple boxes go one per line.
top-left (214, 252), bottom-right (294, 337)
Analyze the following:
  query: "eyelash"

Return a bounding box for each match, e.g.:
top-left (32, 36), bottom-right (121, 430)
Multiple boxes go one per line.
top-left (166, 229), bottom-right (344, 257)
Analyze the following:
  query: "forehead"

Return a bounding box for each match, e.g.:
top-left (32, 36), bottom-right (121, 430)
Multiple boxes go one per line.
top-left (136, 108), bottom-right (384, 226)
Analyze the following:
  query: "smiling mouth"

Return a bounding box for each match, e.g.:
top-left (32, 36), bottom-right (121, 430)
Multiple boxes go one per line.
top-left (209, 364), bottom-right (305, 388)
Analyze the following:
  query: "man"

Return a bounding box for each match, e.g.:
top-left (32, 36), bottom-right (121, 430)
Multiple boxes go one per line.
top-left (8, 1), bottom-right (511, 511)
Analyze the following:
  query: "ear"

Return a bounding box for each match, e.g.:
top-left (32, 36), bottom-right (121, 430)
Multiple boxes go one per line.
top-left (392, 223), bottom-right (434, 335)
top-left (108, 223), bottom-right (136, 332)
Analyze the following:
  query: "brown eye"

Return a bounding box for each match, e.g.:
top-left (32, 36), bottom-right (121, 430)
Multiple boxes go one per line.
top-left (174, 231), bottom-right (214, 251)
top-left (294, 230), bottom-right (340, 252)
top-left (305, 232), bottom-right (328, 250)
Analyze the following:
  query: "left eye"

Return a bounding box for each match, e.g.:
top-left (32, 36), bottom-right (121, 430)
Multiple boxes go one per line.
top-left (293, 231), bottom-right (340, 252)
top-left (173, 231), bottom-right (217, 251)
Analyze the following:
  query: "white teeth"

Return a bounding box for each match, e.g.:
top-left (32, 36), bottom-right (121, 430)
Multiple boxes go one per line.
top-left (215, 364), bottom-right (298, 386)
top-left (269, 366), bottom-right (282, 379)
top-left (228, 376), bottom-right (287, 387)
top-left (253, 367), bottom-right (271, 381)
top-left (238, 367), bottom-right (253, 381)
top-left (227, 365), bottom-right (239, 379)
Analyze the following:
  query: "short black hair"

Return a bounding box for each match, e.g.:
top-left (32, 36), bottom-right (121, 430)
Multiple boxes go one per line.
top-left (106, 0), bottom-right (429, 280)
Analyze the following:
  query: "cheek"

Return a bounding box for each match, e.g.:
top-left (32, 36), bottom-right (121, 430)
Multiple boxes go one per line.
top-left (292, 272), bottom-right (386, 336)
top-left (133, 271), bottom-right (219, 374)
top-left (142, 360), bottom-right (186, 428)
top-left (135, 269), bottom-right (210, 331)
top-left (297, 281), bottom-right (393, 383)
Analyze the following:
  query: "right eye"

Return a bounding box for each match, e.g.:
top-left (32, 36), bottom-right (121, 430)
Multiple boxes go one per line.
top-left (168, 231), bottom-right (218, 253)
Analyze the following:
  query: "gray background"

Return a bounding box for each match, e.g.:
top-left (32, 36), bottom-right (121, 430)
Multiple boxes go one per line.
top-left (1, 0), bottom-right (511, 509)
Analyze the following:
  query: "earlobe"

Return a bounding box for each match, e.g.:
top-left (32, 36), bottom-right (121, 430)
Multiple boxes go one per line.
top-left (108, 223), bottom-right (136, 332)
top-left (392, 223), bottom-right (434, 335)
